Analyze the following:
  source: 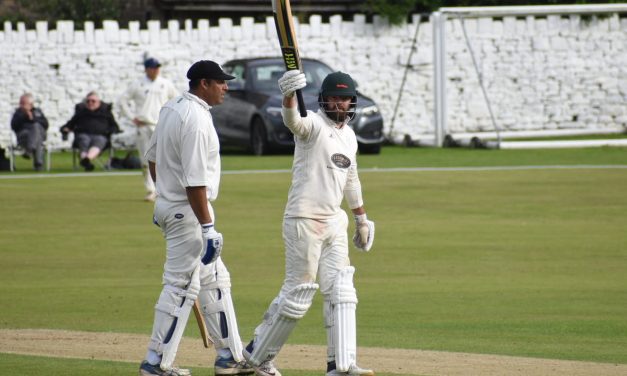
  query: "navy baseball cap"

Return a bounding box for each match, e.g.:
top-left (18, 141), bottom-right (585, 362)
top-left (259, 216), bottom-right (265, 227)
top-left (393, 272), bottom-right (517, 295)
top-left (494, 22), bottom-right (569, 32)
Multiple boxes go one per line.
top-left (187, 60), bottom-right (235, 81)
top-left (144, 58), bottom-right (161, 68)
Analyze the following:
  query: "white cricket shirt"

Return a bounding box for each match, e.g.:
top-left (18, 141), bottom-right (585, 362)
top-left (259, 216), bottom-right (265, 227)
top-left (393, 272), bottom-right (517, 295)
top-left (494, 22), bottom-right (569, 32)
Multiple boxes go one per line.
top-left (282, 106), bottom-right (363, 219)
top-left (145, 91), bottom-right (221, 203)
top-left (119, 75), bottom-right (178, 125)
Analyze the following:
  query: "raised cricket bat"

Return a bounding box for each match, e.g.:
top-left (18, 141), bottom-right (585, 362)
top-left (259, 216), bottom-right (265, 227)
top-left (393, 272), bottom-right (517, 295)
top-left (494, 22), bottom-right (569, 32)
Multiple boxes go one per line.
top-left (272, 0), bottom-right (307, 117)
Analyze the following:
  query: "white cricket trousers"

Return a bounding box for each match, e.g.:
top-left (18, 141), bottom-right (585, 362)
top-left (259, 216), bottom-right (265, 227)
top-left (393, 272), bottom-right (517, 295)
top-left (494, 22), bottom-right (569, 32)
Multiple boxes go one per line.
top-left (152, 198), bottom-right (228, 291)
top-left (281, 211), bottom-right (350, 298)
top-left (137, 125), bottom-right (156, 194)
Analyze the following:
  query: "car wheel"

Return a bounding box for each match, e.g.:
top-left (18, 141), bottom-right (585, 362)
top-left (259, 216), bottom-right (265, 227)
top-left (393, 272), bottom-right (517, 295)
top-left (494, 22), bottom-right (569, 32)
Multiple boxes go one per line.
top-left (358, 142), bottom-right (381, 154)
top-left (251, 118), bottom-right (268, 156)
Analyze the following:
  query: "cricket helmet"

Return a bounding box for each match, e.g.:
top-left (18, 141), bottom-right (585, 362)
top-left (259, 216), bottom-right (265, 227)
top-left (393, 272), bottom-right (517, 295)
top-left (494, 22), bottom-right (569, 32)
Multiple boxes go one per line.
top-left (318, 71), bottom-right (357, 122)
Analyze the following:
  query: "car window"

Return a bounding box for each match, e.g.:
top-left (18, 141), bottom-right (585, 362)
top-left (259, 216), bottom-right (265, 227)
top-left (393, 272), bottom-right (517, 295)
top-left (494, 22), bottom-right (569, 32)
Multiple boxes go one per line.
top-left (302, 60), bottom-right (333, 91)
top-left (250, 64), bottom-right (284, 92)
top-left (249, 60), bottom-right (334, 94)
top-left (224, 63), bottom-right (246, 87)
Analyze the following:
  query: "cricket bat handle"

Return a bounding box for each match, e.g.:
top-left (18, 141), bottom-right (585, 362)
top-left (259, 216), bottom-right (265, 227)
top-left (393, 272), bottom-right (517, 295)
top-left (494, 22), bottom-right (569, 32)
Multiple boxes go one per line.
top-left (296, 89), bottom-right (306, 117)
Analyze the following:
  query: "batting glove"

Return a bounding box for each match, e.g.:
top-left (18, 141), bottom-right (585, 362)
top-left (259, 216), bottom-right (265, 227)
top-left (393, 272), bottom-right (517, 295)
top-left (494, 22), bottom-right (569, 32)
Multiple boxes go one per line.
top-left (278, 70), bottom-right (306, 97)
top-left (353, 214), bottom-right (375, 252)
top-left (201, 224), bottom-right (223, 264)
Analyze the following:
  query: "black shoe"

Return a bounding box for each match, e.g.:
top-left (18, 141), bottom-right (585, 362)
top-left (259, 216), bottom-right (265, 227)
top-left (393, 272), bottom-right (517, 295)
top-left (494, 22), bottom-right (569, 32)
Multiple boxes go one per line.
top-left (80, 158), bottom-right (95, 171)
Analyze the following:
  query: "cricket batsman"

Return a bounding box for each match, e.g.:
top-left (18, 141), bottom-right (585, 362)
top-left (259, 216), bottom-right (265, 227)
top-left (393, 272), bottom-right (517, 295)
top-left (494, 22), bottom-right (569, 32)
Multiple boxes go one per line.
top-left (242, 70), bottom-right (376, 376)
top-left (139, 60), bottom-right (253, 376)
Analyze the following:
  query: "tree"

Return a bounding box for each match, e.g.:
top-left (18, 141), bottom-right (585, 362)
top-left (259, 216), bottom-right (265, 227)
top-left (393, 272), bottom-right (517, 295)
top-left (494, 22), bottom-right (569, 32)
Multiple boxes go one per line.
top-left (1, 0), bottom-right (123, 28)
top-left (366, 0), bottom-right (429, 24)
top-left (367, 0), bottom-right (626, 25)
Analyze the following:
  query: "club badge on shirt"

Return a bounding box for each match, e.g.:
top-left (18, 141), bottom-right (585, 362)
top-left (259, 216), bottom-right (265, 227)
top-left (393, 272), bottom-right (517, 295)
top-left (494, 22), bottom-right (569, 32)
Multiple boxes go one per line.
top-left (331, 153), bottom-right (351, 169)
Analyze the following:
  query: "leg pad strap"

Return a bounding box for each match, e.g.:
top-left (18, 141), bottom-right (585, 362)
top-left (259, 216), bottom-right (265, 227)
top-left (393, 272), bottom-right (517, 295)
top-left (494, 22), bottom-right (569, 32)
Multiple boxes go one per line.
top-left (198, 278), bottom-right (245, 361)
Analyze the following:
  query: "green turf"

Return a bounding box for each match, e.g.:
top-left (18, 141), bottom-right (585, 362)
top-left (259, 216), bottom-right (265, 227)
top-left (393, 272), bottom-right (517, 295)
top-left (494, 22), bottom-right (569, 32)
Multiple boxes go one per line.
top-left (1, 146), bottom-right (626, 375)
top-left (485, 133), bottom-right (627, 141)
top-left (0, 353), bottom-right (131, 376)
top-left (4, 144), bottom-right (627, 173)
top-left (0, 353), bottom-right (388, 376)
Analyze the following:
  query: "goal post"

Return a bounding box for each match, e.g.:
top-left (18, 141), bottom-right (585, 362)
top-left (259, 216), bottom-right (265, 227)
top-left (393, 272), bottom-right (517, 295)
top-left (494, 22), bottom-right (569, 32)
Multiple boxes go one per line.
top-left (431, 4), bottom-right (627, 147)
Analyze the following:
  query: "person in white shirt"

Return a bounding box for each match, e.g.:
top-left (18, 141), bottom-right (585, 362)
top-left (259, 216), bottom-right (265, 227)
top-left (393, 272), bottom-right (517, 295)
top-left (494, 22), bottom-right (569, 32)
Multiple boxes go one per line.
top-left (242, 70), bottom-right (376, 376)
top-left (139, 60), bottom-right (253, 376)
top-left (119, 57), bottom-right (178, 201)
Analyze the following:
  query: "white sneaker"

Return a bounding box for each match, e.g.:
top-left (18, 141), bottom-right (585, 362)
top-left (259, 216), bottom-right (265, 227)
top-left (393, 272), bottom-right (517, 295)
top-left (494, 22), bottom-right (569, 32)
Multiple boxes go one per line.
top-left (326, 361), bottom-right (374, 376)
top-left (253, 360), bottom-right (281, 376)
top-left (214, 354), bottom-right (254, 375)
top-left (242, 346), bottom-right (282, 376)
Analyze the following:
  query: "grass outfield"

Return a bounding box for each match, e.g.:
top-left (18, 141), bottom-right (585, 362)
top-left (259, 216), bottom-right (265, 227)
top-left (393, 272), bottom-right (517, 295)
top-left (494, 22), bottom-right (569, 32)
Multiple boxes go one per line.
top-left (4, 143), bottom-right (627, 173)
top-left (1, 146), bottom-right (627, 375)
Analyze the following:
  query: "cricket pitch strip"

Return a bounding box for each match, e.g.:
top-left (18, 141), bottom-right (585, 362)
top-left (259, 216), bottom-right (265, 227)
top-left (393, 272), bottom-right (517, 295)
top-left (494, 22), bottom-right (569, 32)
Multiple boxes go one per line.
top-left (1, 329), bottom-right (626, 375)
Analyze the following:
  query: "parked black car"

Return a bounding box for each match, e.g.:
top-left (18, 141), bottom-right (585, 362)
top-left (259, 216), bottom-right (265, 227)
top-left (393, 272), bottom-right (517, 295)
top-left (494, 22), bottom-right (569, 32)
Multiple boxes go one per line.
top-left (211, 57), bottom-right (384, 155)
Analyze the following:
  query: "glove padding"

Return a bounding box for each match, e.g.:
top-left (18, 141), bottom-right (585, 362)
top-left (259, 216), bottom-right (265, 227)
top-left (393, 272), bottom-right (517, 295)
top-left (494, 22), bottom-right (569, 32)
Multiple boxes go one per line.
top-left (201, 224), bottom-right (223, 264)
top-left (278, 70), bottom-right (306, 97)
top-left (353, 214), bottom-right (375, 252)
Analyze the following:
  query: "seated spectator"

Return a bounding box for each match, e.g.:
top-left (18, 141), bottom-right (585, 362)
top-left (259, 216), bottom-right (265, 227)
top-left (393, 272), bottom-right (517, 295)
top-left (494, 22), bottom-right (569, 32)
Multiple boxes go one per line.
top-left (11, 93), bottom-right (49, 171)
top-left (61, 91), bottom-right (120, 171)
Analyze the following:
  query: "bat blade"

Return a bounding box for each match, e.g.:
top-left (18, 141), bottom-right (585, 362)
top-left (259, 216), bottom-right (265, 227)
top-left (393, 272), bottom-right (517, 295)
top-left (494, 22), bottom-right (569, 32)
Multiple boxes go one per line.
top-left (272, 0), bottom-right (307, 117)
top-left (193, 300), bottom-right (212, 348)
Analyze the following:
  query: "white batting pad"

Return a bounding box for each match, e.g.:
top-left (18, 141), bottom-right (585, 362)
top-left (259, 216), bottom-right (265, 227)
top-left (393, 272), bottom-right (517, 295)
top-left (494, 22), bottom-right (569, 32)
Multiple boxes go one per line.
top-left (247, 283), bottom-right (318, 366)
top-left (331, 266), bottom-right (358, 372)
top-left (160, 265), bottom-right (201, 370)
top-left (198, 274), bottom-right (244, 362)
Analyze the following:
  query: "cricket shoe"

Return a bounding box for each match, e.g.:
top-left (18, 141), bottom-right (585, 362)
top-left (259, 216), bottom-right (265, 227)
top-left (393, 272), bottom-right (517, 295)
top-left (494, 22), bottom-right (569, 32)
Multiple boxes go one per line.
top-left (139, 360), bottom-right (191, 376)
top-left (326, 361), bottom-right (374, 376)
top-left (214, 354), bottom-right (254, 375)
top-left (242, 342), bottom-right (282, 376)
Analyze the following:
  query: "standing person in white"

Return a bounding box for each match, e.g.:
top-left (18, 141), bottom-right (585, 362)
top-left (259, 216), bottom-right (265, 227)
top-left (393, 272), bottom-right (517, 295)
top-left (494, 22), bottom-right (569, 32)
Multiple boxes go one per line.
top-left (242, 71), bottom-right (376, 376)
top-left (119, 57), bottom-right (178, 202)
top-left (139, 60), bottom-right (253, 376)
